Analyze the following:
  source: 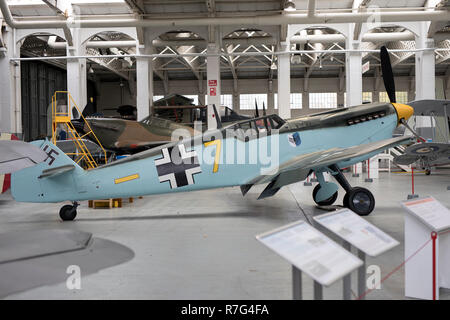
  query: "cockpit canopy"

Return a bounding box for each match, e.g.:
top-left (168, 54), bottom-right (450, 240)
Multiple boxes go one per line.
top-left (226, 114), bottom-right (286, 141)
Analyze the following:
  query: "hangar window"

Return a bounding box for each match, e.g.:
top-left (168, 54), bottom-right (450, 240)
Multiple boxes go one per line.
top-left (239, 94), bottom-right (267, 110)
top-left (379, 91), bottom-right (408, 104)
top-left (309, 93), bottom-right (338, 109)
top-left (221, 94), bottom-right (233, 108)
top-left (204, 94), bottom-right (233, 108)
top-left (274, 93), bottom-right (302, 109)
top-left (362, 92), bottom-right (373, 103)
top-left (344, 92), bottom-right (373, 106)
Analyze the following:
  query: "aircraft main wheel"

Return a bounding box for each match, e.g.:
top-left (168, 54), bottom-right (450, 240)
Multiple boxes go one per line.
top-left (59, 205), bottom-right (77, 221)
top-left (312, 184), bottom-right (338, 206)
top-left (425, 169), bottom-right (431, 176)
top-left (345, 187), bottom-right (375, 216)
top-left (343, 192), bottom-right (350, 208)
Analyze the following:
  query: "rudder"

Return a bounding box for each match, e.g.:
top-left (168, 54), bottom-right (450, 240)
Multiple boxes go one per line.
top-left (11, 140), bottom-right (83, 203)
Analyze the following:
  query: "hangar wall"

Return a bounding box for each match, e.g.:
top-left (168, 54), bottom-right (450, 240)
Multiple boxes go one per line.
top-left (96, 76), bottom-right (448, 118)
top-left (20, 61), bottom-right (67, 141)
top-left (20, 61), bottom-right (98, 141)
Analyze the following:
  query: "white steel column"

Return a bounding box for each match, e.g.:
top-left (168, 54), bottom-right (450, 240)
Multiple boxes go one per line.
top-left (346, 40), bottom-right (362, 107)
top-left (66, 30), bottom-right (87, 115)
top-left (136, 56), bottom-right (149, 120)
top-left (136, 44), bottom-right (153, 120)
top-left (415, 22), bottom-right (435, 100)
top-left (277, 42), bottom-right (291, 119)
top-left (0, 26), bottom-right (21, 135)
top-left (207, 43), bottom-right (221, 130)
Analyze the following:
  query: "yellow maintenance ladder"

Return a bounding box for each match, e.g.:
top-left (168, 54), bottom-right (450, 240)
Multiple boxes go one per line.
top-left (51, 91), bottom-right (107, 169)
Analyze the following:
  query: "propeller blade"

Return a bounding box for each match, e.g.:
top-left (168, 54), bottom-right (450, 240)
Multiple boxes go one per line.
top-left (263, 102), bottom-right (267, 116)
top-left (255, 99), bottom-right (259, 117)
top-left (380, 46), bottom-right (396, 103)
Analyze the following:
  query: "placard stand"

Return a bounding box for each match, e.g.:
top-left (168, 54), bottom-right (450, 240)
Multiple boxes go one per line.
top-left (342, 241), bottom-right (352, 300)
top-left (402, 197), bottom-right (450, 300)
top-left (314, 209), bottom-right (399, 300)
top-left (292, 266), bottom-right (302, 300)
top-left (292, 266), bottom-right (325, 300)
top-left (257, 220), bottom-right (362, 300)
top-left (357, 249), bottom-right (366, 300)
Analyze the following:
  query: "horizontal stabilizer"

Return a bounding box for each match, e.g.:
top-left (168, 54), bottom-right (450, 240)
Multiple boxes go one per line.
top-left (240, 184), bottom-right (253, 196)
top-left (0, 140), bottom-right (48, 174)
top-left (38, 164), bottom-right (75, 179)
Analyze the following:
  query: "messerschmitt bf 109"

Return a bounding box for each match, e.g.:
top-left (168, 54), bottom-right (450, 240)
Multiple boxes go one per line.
top-left (7, 47), bottom-right (414, 221)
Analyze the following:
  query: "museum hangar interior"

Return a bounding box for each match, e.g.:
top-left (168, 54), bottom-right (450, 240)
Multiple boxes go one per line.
top-left (0, 0), bottom-right (449, 300)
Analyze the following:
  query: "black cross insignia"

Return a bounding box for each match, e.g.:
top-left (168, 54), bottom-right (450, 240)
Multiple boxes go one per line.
top-left (154, 144), bottom-right (201, 189)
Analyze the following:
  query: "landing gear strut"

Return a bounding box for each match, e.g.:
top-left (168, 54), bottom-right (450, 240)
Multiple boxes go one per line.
top-left (59, 202), bottom-right (78, 221)
top-left (312, 184), bottom-right (338, 206)
top-left (328, 165), bottom-right (375, 216)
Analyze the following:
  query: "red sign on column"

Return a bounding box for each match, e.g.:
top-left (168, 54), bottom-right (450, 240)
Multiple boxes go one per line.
top-left (209, 87), bottom-right (217, 96)
top-left (208, 80), bottom-right (217, 86)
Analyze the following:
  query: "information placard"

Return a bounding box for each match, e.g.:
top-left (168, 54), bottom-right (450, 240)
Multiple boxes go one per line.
top-left (256, 221), bottom-right (362, 286)
top-left (314, 209), bottom-right (399, 257)
top-left (401, 196), bottom-right (450, 232)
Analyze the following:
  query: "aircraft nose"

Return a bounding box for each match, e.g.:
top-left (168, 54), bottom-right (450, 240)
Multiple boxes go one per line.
top-left (392, 103), bottom-right (414, 125)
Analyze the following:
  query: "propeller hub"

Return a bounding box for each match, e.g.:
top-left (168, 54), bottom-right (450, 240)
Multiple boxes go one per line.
top-left (392, 103), bottom-right (414, 125)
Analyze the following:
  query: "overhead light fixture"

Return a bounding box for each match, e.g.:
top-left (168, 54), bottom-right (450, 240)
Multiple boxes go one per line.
top-left (284, 0), bottom-right (296, 11)
top-left (88, 66), bottom-right (94, 74)
top-left (291, 44), bottom-right (302, 64)
top-left (271, 62), bottom-right (277, 70)
top-left (291, 55), bottom-right (301, 64)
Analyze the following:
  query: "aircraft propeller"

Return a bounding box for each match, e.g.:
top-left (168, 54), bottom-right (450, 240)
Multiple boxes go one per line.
top-left (380, 46), bottom-right (396, 104)
top-left (380, 46), bottom-right (424, 142)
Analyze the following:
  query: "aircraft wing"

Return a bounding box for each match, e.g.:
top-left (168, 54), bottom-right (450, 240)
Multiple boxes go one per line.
top-left (247, 136), bottom-right (413, 199)
top-left (394, 142), bottom-right (450, 166)
top-left (0, 140), bottom-right (48, 174)
top-left (408, 99), bottom-right (450, 117)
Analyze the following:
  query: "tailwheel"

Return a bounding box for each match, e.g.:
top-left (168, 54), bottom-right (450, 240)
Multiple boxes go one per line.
top-left (312, 184), bottom-right (338, 206)
top-left (344, 187), bottom-right (375, 216)
top-left (425, 169), bottom-right (431, 176)
top-left (59, 203), bottom-right (78, 221)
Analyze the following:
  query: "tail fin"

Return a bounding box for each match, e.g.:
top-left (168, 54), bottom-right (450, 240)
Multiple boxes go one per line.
top-left (36, 140), bottom-right (82, 169)
top-left (11, 140), bottom-right (83, 203)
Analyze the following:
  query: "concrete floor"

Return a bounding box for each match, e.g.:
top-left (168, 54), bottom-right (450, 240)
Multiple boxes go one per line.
top-left (0, 170), bottom-right (449, 300)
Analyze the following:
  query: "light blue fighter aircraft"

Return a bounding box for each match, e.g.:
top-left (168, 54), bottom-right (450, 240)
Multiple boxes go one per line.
top-left (10, 47), bottom-right (415, 221)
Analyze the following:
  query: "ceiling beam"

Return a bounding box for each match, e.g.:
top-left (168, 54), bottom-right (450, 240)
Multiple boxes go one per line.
top-left (308, 0), bottom-right (316, 17)
top-left (172, 45), bottom-right (201, 79)
top-left (436, 40), bottom-right (450, 64)
top-left (352, 0), bottom-right (372, 40)
top-left (42, 0), bottom-right (65, 15)
top-left (124, 0), bottom-right (145, 14)
top-left (223, 44), bottom-right (238, 81)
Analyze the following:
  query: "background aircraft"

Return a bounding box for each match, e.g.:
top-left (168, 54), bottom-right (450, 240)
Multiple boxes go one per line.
top-left (8, 47), bottom-right (414, 221)
top-left (71, 115), bottom-right (198, 154)
top-left (394, 99), bottom-right (450, 174)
